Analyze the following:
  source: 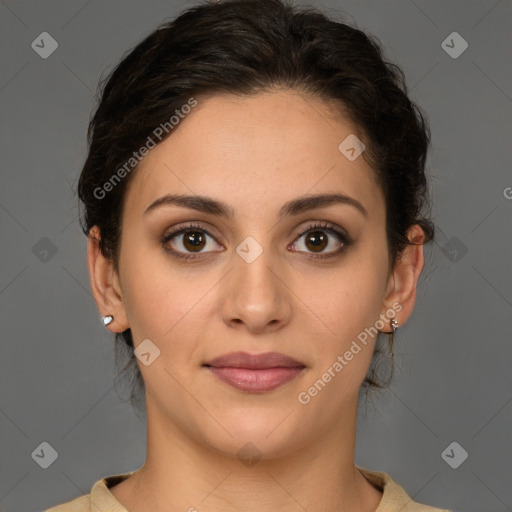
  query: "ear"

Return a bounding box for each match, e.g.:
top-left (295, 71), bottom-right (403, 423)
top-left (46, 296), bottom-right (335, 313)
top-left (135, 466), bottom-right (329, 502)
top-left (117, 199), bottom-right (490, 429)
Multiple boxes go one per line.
top-left (87, 225), bottom-right (129, 332)
top-left (380, 224), bottom-right (426, 331)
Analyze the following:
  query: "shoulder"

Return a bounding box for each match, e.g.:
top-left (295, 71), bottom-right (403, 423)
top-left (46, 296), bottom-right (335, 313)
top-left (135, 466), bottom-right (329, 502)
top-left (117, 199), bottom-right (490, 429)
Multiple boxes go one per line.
top-left (42, 471), bottom-right (135, 512)
top-left (43, 494), bottom-right (91, 512)
top-left (357, 466), bottom-right (452, 512)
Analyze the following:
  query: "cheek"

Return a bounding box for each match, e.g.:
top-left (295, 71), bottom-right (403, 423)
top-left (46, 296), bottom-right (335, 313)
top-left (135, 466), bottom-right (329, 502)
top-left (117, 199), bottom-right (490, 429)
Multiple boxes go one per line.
top-left (310, 262), bottom-right (385, 327)
top-left (119, 245), bottom-right (208, 347)
top-left (120, 262), bottom-right (214, 394)
top-left (300, 254), bottom-right (387, 364)
top-left (293, 269), bottom-right (384, 409)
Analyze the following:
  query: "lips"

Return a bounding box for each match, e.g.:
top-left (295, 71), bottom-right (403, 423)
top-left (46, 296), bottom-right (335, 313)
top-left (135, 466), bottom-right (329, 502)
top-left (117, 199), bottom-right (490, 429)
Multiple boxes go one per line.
top-left (204, 351), bottom-right (305, 369)
top-left (203, 351), bottom-right (306, 392)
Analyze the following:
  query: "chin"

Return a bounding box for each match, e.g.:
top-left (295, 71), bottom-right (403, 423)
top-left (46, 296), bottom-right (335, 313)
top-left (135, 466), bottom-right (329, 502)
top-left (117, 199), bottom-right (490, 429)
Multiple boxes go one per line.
top-left (198, 414), bottom-right (309, 462)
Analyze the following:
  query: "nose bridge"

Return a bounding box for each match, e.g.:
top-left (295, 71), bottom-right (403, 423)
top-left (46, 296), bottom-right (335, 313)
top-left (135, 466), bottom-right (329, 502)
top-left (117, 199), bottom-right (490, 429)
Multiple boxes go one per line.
top-left (233, 235), bottom-right (280, 301)
top-left (221, 234), bottom-right (291, 330)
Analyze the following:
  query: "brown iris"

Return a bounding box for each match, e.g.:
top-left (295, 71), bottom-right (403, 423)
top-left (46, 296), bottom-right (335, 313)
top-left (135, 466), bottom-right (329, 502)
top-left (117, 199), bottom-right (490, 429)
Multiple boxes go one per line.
top-left (183, 230), bottom-right (206, 252)
top-left (305, 231), bottom-right (328, 252)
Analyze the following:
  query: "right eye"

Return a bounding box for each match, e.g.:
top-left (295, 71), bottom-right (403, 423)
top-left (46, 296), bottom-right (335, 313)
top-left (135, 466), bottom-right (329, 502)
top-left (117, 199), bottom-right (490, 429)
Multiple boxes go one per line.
top-left (161, 223), bottom-right (225, 261)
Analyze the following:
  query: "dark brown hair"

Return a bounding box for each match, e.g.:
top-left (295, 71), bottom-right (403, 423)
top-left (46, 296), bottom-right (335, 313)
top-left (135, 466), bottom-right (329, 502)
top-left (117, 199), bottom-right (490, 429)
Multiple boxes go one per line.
top-left (78, 0), bottom-right (434, 412)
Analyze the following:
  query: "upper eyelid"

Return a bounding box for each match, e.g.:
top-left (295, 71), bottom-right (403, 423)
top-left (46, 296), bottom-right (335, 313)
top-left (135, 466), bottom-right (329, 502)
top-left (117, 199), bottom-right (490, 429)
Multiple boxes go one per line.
top-left (163, 223), bottom-right (220, 241)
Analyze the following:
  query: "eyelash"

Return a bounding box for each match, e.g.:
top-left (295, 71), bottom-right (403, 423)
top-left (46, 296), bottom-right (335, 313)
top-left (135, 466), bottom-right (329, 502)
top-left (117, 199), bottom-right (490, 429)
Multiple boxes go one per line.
top-left (160, 221), bottom-right (352, 262)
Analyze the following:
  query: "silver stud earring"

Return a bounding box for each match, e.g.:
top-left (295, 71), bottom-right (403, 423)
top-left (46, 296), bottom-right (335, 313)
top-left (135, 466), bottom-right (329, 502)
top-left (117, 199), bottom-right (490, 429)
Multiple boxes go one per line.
top-left (390, 318), bottom-right (399, 333)
top-left (102, 315), bottom-right (114, 327)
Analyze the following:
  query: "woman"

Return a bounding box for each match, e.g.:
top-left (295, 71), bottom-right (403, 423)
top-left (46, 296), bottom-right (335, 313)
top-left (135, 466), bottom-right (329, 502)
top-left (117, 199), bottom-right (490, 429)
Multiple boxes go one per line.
top-left (45, 0), bottom-right (451, 510)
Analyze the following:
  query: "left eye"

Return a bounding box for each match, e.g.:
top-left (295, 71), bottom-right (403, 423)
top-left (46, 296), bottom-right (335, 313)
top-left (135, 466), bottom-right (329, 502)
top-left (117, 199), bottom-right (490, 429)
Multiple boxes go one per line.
top-left (290, 225), bottom-right (347, 256)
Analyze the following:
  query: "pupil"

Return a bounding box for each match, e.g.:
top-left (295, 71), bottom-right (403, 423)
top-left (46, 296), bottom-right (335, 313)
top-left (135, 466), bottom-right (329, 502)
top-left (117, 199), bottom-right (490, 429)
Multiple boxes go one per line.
top-left (185, 231), bottom-right (205, 251)
top-left (307, 231), bottom-right (327, 252)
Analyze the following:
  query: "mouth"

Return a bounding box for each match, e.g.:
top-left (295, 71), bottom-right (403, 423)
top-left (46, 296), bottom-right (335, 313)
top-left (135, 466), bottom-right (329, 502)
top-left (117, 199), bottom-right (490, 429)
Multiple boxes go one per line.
top-left (203, 351), bottom-right (306, 393)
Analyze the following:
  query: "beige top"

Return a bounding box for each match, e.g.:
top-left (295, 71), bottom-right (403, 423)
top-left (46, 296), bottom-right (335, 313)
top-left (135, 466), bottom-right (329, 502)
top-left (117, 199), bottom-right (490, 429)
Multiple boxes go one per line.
top-left (44, 466), bottom-right (451, 511)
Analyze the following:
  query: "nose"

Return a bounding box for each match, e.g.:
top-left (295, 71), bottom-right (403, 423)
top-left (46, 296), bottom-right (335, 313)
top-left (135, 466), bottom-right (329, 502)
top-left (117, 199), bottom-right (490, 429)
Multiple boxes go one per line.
top-left (220, 243), bottom-right (292, 334)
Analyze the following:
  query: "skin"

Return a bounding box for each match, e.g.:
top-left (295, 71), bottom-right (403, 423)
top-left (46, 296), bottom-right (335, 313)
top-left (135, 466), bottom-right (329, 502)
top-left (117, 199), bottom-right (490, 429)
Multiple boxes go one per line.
top-left (88, 89), bottom-right (425, 512)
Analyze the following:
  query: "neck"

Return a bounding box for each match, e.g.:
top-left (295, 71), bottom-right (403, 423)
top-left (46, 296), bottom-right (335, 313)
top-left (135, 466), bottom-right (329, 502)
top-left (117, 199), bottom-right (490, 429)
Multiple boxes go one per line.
top-left (111, 396), bottom-right (382, 512)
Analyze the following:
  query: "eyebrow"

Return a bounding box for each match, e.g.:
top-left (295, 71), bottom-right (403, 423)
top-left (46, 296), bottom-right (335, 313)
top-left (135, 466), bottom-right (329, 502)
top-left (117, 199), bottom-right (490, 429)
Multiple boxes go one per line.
top-left (143, 192), bottom-right (368, 219)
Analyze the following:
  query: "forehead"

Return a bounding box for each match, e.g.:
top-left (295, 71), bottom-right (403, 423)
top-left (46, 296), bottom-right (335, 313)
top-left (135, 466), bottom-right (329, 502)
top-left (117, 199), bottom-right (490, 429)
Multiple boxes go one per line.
top-left (122, 90), bottom-right (384, 221)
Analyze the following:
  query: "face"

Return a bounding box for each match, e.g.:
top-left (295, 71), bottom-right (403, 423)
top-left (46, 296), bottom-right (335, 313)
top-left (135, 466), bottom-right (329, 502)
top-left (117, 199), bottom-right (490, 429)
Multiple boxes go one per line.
top-left (105, 90), bottom-right (400, 458)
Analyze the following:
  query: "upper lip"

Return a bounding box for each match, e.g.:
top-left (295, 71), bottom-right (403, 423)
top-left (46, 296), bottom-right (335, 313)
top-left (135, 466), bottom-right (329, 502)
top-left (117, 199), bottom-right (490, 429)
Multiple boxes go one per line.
top-left (203, 351), bottom-right (305, 369)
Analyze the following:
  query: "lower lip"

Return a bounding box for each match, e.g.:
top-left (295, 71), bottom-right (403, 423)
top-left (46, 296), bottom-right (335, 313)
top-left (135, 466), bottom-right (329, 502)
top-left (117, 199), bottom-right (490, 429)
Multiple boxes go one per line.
top-left (205, 366), bottom-right (305, 392)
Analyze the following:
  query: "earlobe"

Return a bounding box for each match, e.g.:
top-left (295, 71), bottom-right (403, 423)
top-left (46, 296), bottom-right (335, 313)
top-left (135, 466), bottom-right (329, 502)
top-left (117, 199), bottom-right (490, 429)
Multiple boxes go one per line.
top-left (381, 224), bottom-right (426, 330)
top-left (87, 226), bottom-right (129, 332)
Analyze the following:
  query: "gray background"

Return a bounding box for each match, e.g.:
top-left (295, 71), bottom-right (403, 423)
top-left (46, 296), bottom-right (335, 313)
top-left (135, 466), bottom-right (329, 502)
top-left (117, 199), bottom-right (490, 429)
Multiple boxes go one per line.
top-left (1, 1), bottom-right (511, 511)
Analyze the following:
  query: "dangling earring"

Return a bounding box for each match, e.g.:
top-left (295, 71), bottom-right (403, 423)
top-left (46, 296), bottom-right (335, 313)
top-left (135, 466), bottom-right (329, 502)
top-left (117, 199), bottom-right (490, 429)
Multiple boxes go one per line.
top-left (388, 318), bottom-right (399, 358)
top-left (377, 317), bottom-right (400, 334)
top-left (102, 315), bottom-right (114, 327)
